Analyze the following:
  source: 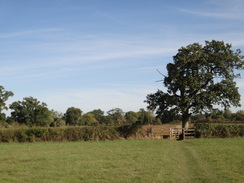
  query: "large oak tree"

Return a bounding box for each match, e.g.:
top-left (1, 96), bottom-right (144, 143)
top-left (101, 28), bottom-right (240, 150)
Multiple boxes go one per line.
top-left (145, 40), bottom-right (244, 129)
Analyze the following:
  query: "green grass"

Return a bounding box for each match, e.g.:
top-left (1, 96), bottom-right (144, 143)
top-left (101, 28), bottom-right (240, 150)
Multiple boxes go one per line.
top-left (0, 138), bottom-right (243, 183)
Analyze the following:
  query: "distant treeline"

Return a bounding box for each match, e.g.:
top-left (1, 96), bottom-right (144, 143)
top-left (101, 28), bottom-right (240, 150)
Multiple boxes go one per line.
top-left (1, 92), bottom-right (244, 128)
top-left (2, 96), bottom-right (161, 127)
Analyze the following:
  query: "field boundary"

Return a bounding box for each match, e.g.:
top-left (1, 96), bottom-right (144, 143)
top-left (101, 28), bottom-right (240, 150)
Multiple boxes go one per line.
top-left (0, 123), bottom-right (244, 142)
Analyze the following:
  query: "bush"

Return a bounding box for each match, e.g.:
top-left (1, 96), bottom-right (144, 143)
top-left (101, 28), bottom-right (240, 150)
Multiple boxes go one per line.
top-left (15, 130), bottom-right (28, 142)
top-left (0, 125), bottom-right (142, 143)
top-left (117, 124), bottom-right (142, 138)
top-left (195, 124), bottom-right (244, 138)
top-left (0, 129), bottom-right (16, 142)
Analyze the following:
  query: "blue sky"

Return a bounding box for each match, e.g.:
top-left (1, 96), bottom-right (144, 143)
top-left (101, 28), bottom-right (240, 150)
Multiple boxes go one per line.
top-left (1, 0), bottom-right (244, 114)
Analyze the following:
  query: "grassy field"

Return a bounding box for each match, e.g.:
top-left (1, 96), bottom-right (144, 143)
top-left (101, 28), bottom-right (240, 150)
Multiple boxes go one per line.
top-left (0, 138), bottom-right (243, 183)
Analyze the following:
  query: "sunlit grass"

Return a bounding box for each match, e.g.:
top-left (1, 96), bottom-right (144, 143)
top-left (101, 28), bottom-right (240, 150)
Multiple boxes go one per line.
top-left (0, 138), bottom-right (243, 183)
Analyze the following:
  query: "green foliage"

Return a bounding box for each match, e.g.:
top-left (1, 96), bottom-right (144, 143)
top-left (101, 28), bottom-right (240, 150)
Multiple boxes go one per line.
top-left (234, 110), bottom-right (244, 121)
top-left (117, 124), bottom-right (142, 138)
top-left (89, 109), bottom-right (105, 124)
top-left (65, 107), bottom-right (82, 126)
top-left (125, 111), bottom-right (139, 124)
top-left (80, 113), bottom-right (99, 126)
top-left (0, 86), bottom-right (13, 122)
top-left (107, 108), bottom-right (126, 125)
top-left (0, 125), bottom-right (135, 142)
top-left (146, 40), bottom-right (244, 128)
top-left (137, 108), bottom-right (155, 124)
top-left (0, 123), bottom-right (243, 142)
top-left (209, 109), bottom-right (224, 119)
top-left (102, 115), bottom-right (114, 125)
top-left (0, 113), bottom-right (6, 122)
top-left (9, 97), bottom-right (53, 127)
top-left (195, 124), bottom-right (244, 138)
top-left (50, 110), bottom-right (65, 127)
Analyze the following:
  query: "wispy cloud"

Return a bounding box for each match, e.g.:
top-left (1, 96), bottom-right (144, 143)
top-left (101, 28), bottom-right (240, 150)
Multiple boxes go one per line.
top-left (2, 27), bottom-right (244, 84)
top-left (0, 32), bottom-right (177, 73)
top-left (178, 0), bottom-right (244, 21)
top-left (179, 8), bottom-right (244, 20)
top-left (0, 28), bottom-right (61, 39)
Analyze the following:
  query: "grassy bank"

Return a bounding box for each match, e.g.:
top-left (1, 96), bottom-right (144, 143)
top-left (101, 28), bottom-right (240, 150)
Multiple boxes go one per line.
top-left (0, 138), bottom-right (243, 183)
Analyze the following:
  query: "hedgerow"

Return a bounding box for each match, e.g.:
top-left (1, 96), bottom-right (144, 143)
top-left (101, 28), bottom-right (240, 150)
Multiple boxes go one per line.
top-left (1, 124), bottom-right (243, 142)
top-left (0, 125), bottom-right (138, 142)
top-left (195, 124), bottom-right (244, 138)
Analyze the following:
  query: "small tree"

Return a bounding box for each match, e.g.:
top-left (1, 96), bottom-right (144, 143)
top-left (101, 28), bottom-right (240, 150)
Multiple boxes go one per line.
top-left (146, 40), bottom-right (244, 129)
top-left (89, 109), bottom-right (105, 124)
top-left (81, 113), bottom-right (98, 126)
top-left (137, 108), bottom-right (154, 125)
top-left (0, 86), bottom-right (14, 122)
top-left (65, 107), bottom-right (82, 126)
top-left (50, 110), bottom-right (65, 127)
top-left (9, 96), bottom-right (53, 127)
top-left (107, 108), bottom-right (125, 125)
top-left (125, 111), bottom-right (139, 124)
top-left (235, 110), bottom-right (244, 121)
top-left (102, 115), bottom-right (114, 125)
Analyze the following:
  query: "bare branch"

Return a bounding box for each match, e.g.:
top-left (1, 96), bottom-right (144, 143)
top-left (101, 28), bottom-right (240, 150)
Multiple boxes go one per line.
top-left (156, 69), bottom-right (166, 77)
top-left (156, 79), bottom-right (164, 82)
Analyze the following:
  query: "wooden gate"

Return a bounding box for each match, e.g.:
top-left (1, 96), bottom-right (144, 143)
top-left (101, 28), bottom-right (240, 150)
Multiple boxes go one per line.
top-left (183, 128), bottom-right (195, 139)
top-left (170, 128), bottom-right (180, 139)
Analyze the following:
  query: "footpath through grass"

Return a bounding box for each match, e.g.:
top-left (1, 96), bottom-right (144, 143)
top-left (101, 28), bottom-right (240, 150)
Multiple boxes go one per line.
top-left (0, 138), bottom-right (243, 183)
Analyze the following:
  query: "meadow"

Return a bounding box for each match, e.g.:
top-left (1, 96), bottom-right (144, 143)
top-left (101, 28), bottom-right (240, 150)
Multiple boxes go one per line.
top-left (0, 138), bottom-right (243, 183)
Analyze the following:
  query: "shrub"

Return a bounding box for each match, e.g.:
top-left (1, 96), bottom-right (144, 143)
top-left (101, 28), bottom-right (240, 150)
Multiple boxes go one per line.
top-left (195, 124), bottom-right (244, 138)
top-left (117, 124), bottom-right (142, 138)
top-left (0, 129), bottom-right (16, 142)
top-left (0, 125), bottom-right (141, 143)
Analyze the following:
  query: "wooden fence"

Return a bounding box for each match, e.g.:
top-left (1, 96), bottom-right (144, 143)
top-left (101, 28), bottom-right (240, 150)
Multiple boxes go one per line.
top-left (142, 125), bottom-right (196, 140)
top-left (182, 128), bottom-right (196, 139)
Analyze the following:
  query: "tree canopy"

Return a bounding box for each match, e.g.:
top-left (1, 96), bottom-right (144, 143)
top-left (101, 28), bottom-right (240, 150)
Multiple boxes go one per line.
top-left (65, 107), bottom-right (82, 126)
top-left (0, 86), bottom-right (13, 122)
top-left (81, 113), bottom-right (98, 126)
top-left (107, 108), bottom-right (125, 125)
top-left (9, 96), bottom-right (53, 127)
top-left (145, 40), bottom-right (244, 128)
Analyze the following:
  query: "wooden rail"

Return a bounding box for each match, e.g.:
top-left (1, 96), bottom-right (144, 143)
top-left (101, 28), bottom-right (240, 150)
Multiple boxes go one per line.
top-left (183, 128), bottom-right (195, 139)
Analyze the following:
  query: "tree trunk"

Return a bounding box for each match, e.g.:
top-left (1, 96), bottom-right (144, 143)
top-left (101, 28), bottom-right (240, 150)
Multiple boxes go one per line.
top-left (182, 119), bottom-right (189, 129)
top-left (181, 115), bottom-right (190, 140)
top-left (182, 112), bottom-right (190, 129)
